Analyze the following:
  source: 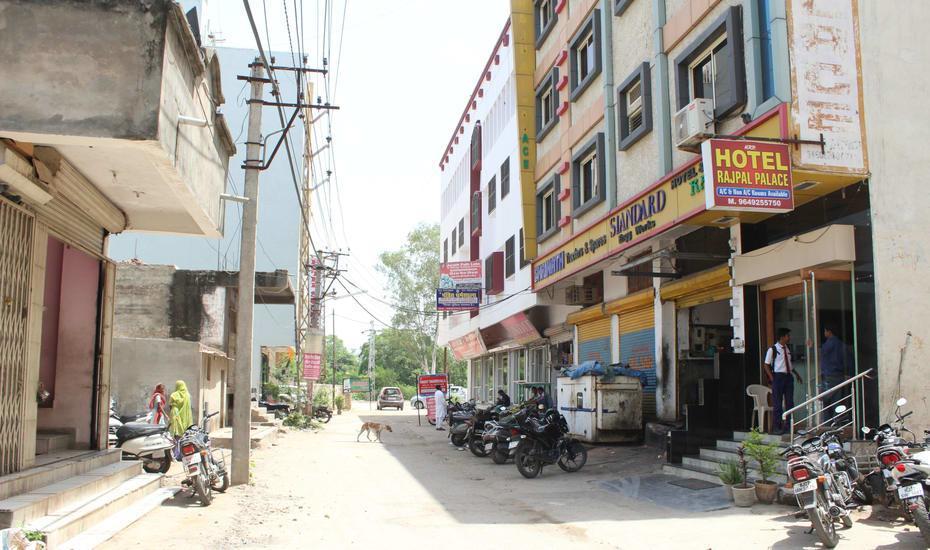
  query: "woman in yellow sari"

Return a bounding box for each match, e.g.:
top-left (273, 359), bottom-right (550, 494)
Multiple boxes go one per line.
top-left (168, 380), bottom-right (193, 437)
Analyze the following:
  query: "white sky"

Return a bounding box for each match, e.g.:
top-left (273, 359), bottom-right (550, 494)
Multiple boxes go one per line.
top-left (197, 1), bottom-right (509, 349)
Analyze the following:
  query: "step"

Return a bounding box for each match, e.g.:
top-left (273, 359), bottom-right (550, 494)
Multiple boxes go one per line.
top-left (28, 473), bottom-right (163, 548)
top-left (682, 455), bottom-right (788, 481)
top-left (58, 487), bottom-right (179, 550)
top-left (732, 431), bottom-right (790, 445)
top-left (698, 447), bottom-right (788, 474)
top-left (717, 438), bottom-right (789, 452)
top-left (35, 434), bottom-right (73, 455)
top-left (0, 450), bottom-right (121, 501)
top-left (662, 463), bottom-right (725, 485)
top-left (211, 424), bottom-right (278, 450)
top-left (0, 461), bottom-right (140, 529)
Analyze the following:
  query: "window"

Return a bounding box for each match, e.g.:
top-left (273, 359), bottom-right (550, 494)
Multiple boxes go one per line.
top-left (617, 62), bottom-right (653, 150)
top-left (500, 158), bottom-right (510, 199)
top-left (470, 123), bottom-right (482, 168)
top-left (614, 0), bottom-right (632, 15)
top-left (534, 0), bottom-right (556, 48)
top-left (451, 229), bottom-right (457, 254)
top-left (535, 175), bottom-right (560, 242)
top-left (488, 176), bottom-right (497, 213)
top-left (443, 239), bottom-right (448, 263)
top-left (757, 0), bottom-right (775, 101)
top-left (569, 10), bottom-right (602, 101)
top-left (571, 133), bottom-right (606, 217)
top-left (485, 251), bottom-right (504, 295)
top-left (458, 218), bottom-right (465, 247)
top-left (626, 250), bottom-right (654, 293)
top-left (674, 6), bottom-right (745, 119)
top-left (519, 227), bottom-right (528, 267)
top-left (471, 191), bottom-right (482, 236)
top-left (505, 236), bottom-right (516, 278)
top-left (535, 69), bottom-right (559, 140)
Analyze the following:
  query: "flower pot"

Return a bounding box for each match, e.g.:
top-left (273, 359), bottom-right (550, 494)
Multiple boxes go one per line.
top-left (754, 480), bottom-right (778, 504)
top-left (723, 483), bottom-right (734, 501)
top-left (732, 484), bottom-right (756, 507)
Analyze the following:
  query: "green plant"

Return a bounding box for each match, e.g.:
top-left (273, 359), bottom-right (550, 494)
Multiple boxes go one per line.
top-left (262, 381), bottom-right (281, 400)
top-left (312, 390), bottom-right (332, 408)
top-left (735, 444), bottom-right (751, 488)
top-left (334, 394), bottom-right (345, 411)
top-left (282, 412), bottom-right (324, 430)
top-left (717, 460), bottom-right (742, 485)
top-left (744, 428), bottom-right (780, 483)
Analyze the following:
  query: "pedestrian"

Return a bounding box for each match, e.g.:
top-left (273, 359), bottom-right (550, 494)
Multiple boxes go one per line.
top-left (168, 380), bottom-right (193, 438)
top-left (148, 383), bottom-right (168, 425)
top-left (528, 386), bottom-right (539, 405)
top-left (537, 386), bottom-right (551, 410)
top-left (820, 326), bottom-right (848, 414)
top-left (763, 328), bottom-right (803, 435)
top-left (433, 385), bottom-right (446, 431)
top-left (496, 389), bottom-right (511, 407)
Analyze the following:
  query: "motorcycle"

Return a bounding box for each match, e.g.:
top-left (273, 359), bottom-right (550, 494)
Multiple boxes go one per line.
top-left (862, 397), bottom-right (930, 545)
top-left (116, 421), bottom-right (174, 474)
top-left (482, 404), bottom-right (541, 464)
top-left (463, 405), bottom-right (507, 457)
top-left (513, 406), bottom-right (587, 479)
top-left (312, 405), bottom-right (333, 423)
top-left (178, 411), bottom-right (228, 506)
top-left (783, 405), bottom-right (862, 548)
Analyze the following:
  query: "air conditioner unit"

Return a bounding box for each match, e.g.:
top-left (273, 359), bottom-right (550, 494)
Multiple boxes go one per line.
top-left (673, 98), bottom-right (715, 151)
top-left (565, 285), bottom-right (602, 306)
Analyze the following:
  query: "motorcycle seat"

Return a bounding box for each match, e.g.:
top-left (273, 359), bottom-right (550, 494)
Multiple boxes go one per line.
top-left (117, 422), bottom-right (168, 443)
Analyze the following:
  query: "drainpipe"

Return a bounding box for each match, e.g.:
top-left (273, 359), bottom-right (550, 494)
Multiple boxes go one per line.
top-left (652, 0), bottom-right (673, 175)
top-left (601, 0), bottom-right (618, 208)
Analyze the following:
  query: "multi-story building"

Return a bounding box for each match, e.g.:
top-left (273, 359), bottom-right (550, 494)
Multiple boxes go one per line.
top-left (473, 0), bottom-right (930, 472)
top-left (436, 18), bottom-right (575, 404)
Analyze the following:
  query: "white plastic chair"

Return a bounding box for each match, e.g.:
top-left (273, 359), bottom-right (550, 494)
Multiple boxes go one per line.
top-left (746, 384), bottom-right (773, 433)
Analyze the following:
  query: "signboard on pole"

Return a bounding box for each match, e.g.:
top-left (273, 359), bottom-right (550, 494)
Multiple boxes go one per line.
top-left (350, 379), bottom-right (370, 392)
top-left (302, 352), bottom-right (322, 380)
top-left (702, 139), bottom-right (794, 213)
top-left (417, 373), bottom-right (449, 424)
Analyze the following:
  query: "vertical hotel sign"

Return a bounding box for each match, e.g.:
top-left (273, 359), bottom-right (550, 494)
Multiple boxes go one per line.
top-left (786, 0), bottom-right (868, 174)
top-left (511, 0), bottom-right (538, 260)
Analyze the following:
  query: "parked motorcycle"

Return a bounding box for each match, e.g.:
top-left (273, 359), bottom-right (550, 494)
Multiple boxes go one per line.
top-left (862, 397), bottom-right (930, 546)
top-left (312, 405), bottom-right (333, 423)
top-left (463, 405), bottom-right (506, 457)
top-left (513, 407), bottom-right (587, 479)
top-left (116, 421), bottom-right (174, 474)
top-left (783, 406), bottom-right (863, 548)
top-left (482, 404), bottom-right (541, 464)
top-left (178, 411), bottom-right (228, 506)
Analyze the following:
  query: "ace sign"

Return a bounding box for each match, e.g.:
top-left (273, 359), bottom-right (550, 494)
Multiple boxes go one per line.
top-left (702, 139), bottom-right (794, 213)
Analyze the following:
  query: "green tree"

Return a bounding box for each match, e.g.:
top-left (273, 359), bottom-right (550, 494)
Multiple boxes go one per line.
top-left (321, 334), bottom-right (357, 385)
top-left (377, 223), bottom-right (441, 373)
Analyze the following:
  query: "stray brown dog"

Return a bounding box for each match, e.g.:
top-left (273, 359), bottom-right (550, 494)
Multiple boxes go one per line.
top-left (357, 422), bottom-right (393, 442)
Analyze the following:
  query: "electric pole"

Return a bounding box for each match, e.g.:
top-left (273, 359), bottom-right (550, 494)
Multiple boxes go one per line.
top-left (367, 321), bottom-right (375, 407)
top-left (232, 58), bottom-right (264, 486)
top-left (331, 308), bottom-right (337, 406)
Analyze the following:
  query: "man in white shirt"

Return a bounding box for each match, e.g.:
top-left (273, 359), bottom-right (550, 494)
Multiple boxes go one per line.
top-left (763, 327), bottom-right (803, 434)
top-left (433, 385), bottom-right (447, 431)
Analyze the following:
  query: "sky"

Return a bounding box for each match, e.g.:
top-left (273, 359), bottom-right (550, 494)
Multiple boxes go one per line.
top-left (111, 1), bottom-right (510, 354)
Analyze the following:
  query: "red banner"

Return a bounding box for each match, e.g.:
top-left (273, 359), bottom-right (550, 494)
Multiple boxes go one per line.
top-left (417, 373), bottom-right (448, 397)
top-left (447, 330), bottom-right (487, 360)
top-left (302, 353), bottom-right (321, 380)
top-left (702, 139), bottom-right (794, 213)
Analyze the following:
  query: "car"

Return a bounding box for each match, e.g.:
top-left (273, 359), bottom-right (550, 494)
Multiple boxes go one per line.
top-left (377, 387), bottom-right (404, 410)
top-left (410, 385), bottom-right (467, 409)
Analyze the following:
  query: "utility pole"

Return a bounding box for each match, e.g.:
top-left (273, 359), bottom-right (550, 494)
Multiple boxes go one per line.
top-left (367, 321), bottom-right (375, 407)
top-left (232, 58), bottom-right (264, 486)
top-left (331, 308), bottom-right (337, 406)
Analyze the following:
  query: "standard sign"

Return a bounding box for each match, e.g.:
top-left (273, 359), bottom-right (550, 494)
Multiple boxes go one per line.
top-left (702, 139), bottom-right (794, 212)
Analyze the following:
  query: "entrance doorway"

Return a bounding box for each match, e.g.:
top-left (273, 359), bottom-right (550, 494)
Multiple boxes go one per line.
top-left (762, 269), bottom-right (857, 425)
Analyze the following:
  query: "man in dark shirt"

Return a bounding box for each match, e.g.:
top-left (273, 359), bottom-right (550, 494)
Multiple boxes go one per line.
top-left (496, 389), bottom-right (511, 407)
top-left (820, 327), bottom-right (847, 414)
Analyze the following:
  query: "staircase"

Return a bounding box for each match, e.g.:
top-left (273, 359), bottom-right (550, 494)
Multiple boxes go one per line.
top-left (0, 449), bottom-right (177, 548)
top-left (663, 430), bottom-right (790, 484)
top-left (34, 432), bottom-right (74, 455)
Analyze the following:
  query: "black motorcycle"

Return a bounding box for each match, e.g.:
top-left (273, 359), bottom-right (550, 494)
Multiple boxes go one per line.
top-left (513, 407), bottom-right (587, 479)
top-left (464, 405), bottom-right (506, 457)
top-left (312, 405), bottom-right (333, 423)
top-left (448, 401), bottom-right (476, 447)
top-left (482, 405), bottom-right (537, 464)
top-left (178, 412), bottom-right (228, 506)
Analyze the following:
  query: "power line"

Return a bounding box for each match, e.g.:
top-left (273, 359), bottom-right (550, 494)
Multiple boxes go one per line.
top-left (335, 277), bottom-right (391, 328)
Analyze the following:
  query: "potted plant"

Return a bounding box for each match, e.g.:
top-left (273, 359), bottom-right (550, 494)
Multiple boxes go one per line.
top-left (716, 460), bottom-right (741, 501)
top-left (732, 444), bottom-right (757, 507)
top-left (334, 394), bottom-right (345, 415)
top-left (744, 429), bottom-right (780, 504)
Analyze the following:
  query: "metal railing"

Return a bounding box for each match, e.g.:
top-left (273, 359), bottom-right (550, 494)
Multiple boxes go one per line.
top-left (782, 368), bottom-right (873, 440)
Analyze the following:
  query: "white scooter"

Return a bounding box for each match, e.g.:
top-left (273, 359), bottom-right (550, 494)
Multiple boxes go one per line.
top-left (116, 422), bottom-right (174, 473)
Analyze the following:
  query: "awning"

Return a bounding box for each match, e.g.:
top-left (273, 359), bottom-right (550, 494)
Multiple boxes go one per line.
top-left (604, 289), bottom-right (654, 315)
top-left (566, 303), bottom-right (606, 325)
top-left (660, 264), bottom-right (731, 308)
top-left (732, 225), bottom-right (855, 286)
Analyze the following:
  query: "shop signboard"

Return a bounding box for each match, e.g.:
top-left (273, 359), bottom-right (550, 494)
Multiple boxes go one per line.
top-left (447, 330), bottom-right (487, 360)
top-left (702, 139), bottom-right (794, 213)
top-left (302, 352), bottom-right (321, 380)
top-left (436, 288), bottom-right (481, 311)
top-left (350, 379), bottom-right (370, 392)
top-left (438, 261), bottom-right (482, 311)
top-left (417, 373), bottom-right (449, 423)
top-left (531, 160), bottom-right (707, 290)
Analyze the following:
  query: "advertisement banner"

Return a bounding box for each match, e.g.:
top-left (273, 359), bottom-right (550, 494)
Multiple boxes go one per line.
top-left (418, 373), bottom-right (448, 424)
top-left (447, 330), bottom-right (487, 360)
top-left (350, 379), bottom-right (370, 392)
top-left (436, 288), bottom-right (481, 311)
top-left (702, 139), bottom-right (794, 213)
top-left (439, 261), bottom-right (482, 289)
top-left (302, 352), bottom-right (322, 380)
top-left (426, 397), bottom-right (436, 423)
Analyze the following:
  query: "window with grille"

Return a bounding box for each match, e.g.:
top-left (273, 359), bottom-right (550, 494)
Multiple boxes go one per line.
top-left (618, 62), bottom-right (653, 150)
top-left (500, 158), bottom-right (510, 199)
top-left (505, 236), bottom-right (515, 278)
top-left (488, 176), bottom-right (497, 213)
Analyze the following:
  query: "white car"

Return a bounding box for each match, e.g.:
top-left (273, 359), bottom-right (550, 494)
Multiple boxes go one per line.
top-left (410, 385), bottom-right (467, 409)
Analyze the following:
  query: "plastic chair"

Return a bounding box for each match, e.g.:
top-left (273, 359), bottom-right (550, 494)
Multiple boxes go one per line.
top-left (746, 384), bottom-right (773, 433)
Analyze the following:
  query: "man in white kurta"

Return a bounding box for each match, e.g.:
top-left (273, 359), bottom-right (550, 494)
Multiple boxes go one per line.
top-left (434, 386), bottom-right (446, 430)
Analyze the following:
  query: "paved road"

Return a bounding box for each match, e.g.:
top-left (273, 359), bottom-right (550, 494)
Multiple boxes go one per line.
top-left (103, 404), bottom-right (925, 549)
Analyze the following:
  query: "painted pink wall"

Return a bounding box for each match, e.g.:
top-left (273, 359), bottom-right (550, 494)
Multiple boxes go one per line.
top-left (37, 245), bottom-right (100, 446)
top-left (39, 238), bottom-right (64, 402)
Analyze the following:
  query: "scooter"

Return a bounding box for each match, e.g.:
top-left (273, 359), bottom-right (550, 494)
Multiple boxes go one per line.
top-left (116, 421), bottom-right (174, 473)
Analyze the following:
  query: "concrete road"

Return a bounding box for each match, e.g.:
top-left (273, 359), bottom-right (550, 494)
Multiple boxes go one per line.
top-left (102, 404), bottom-right (925, 549)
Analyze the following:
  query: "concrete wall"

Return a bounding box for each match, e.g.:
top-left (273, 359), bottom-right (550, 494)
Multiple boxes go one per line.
top-left (200, 354), bottom-right (229, 428)
top-left (111, 337), bottom-right (204, 421)
top-left (859, 1), bottom-right (930, 426)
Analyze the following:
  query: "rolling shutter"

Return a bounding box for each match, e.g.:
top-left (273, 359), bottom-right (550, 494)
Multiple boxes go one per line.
top-left (611, 291), bottom-right (656, 420)
top-left (577, 317), bottom-right (611, 364)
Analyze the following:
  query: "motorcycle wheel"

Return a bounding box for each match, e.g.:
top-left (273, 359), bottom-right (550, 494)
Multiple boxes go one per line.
top-left (558, 440), bottom-right (588, 473)
top-left (428, 417), bottom-right (436, 426)
top-left (469, 437), bottom-right (489, 457)
top-left (210, 456), bottom-right (230, 493)
top-left (491, 443), bottom-right (509, 465)
top-left (143, 450), bottom-right (172, 474)
top-left (450, 432), bottom-right (466, 447)
top-left (841, 514), bottom-right (853, 529)
top-left (322, 411), bottom-right (332, 423)
top-left (913, 497), bottom-right (930, 546)
top-left (515, 440), bottom-right (542, 479)
top-left (194, 465), bottom-right (213, 506)
top-left (807, 489), bottom-right (839, 548)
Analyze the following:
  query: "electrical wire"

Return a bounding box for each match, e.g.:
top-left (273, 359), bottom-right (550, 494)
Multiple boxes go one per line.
top-left (335, 277), bottom-right (391, 327)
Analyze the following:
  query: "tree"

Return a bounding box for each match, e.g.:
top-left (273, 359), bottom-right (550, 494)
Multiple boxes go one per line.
top-left (322, 334), bottom-right (357, 384)
top-left (356, 327), bottom-right (468, 397)
top-left (377, 223), bottom-right (440, 373)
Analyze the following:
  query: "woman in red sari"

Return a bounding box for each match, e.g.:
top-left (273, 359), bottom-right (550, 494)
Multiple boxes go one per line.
top-left (148, 384), bottom-right (168, 425)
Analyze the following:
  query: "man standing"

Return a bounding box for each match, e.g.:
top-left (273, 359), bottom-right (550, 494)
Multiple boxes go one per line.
top-left (433, 385), bottom-right (446, 431)
top-left (763, 328), bottom-right (803, 434)
top-left (820, 327), bottom-right (848, 413)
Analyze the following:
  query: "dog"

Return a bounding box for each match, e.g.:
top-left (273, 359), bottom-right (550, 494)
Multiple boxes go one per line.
top-left (357, 422), bottom-right (393, 442)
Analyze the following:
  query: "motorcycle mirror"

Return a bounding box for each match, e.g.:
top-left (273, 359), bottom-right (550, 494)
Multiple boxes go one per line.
top-left (897, 397), bottom-right (908, 407)
top-left (861, 426), bottom-right (871, 434)
top-left (537, 404), bottom-right (545, 410)
top-left (834, 405), bottom-right (847, 414)
top-left (796, 429), bottom-right (808, 436)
